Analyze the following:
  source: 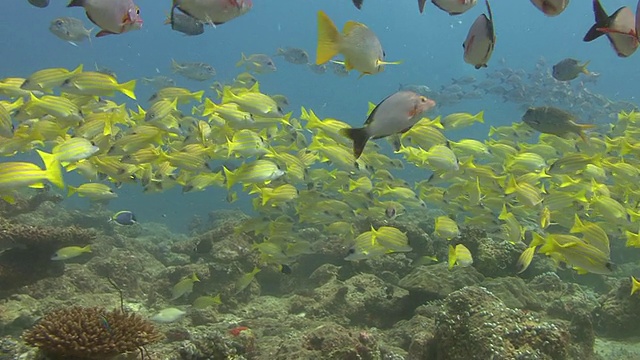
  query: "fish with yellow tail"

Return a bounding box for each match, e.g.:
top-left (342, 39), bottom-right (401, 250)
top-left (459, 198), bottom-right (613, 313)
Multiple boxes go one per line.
top-left (340, 91), bottom-right (436, 159)
top-left (631, 276), bottom-right (640, 296)
top-left (51, 245), bottom-right (91, 261)
top-left (0, 150), bottom-right (64, 204)
top-left (448, 244), bottom-right (473, 270)
top-left (171, 272), bottom-right (199, 300)
top-left (316, 10), bottom-right (401, 76)
top-left (463, 0), bottom-right (495, 69)
top-left (67, 0), bottom-right (143, 37)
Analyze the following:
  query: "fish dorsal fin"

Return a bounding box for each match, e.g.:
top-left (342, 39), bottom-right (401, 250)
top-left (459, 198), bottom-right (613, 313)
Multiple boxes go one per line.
top-left (343, 21), bottom-right (364, 34)
top-left (364, 93), bottom-right (393, 125)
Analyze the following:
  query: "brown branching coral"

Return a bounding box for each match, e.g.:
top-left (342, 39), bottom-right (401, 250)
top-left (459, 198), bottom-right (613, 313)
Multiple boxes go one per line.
top-left (22, 306), bottom-right (163, 360)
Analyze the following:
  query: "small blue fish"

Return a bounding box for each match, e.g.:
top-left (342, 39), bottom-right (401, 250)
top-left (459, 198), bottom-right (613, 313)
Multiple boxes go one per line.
top-left (99, 314), bottom-right (113, 335)
top-left (110, 211), bottom-right (137, 226)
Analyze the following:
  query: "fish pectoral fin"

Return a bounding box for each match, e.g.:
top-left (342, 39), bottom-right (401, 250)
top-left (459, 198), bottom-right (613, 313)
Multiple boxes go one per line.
top-left (596, 27), bottom-right (637, 37)
top-left (96, 30), bottom-right (117, 38)
top-left (377, 59), bottom-right (402, 66)
top-left (343, 59), bottom-right (354, 71)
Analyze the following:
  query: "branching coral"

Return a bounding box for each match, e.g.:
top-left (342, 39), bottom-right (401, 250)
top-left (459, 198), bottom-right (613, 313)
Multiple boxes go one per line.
top-left (23, 306), bottom-right (163, 359)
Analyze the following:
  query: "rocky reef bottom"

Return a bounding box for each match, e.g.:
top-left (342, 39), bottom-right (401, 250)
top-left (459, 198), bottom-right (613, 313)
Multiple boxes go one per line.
top-left (0, 201), bottom-right (640, 360)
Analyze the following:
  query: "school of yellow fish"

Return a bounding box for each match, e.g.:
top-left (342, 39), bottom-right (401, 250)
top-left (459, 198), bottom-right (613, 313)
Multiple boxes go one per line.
top-left (3, 63), bottom-right (640, 294)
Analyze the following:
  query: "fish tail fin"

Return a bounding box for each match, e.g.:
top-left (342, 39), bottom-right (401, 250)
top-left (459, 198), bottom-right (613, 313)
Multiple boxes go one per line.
top-left (631, 276), bottom-right (640, 295)
top-left (192, 90), bottom-right (205, 102)
top-left (67, 0), bottom-right (85, 7)
top-left (119, 80), bottom-right (137, 100)
top-left (340, 127), bottom-right (369, 159)
top-left (583, 0), bottom-right (609, 42)
top-left (418, 0), bottom-right (426, 13)
top-left (36, 150), bottom-right (64, 189)
top-left (581, 60), bottom-right (591, 74)
top-left (316, 11), bottom-right (341, 65)
top-left (223, 166), bottom-right (236, 190)
top-left (82, 245), bottom-right (92, 253)
top-left (235, 53), bottom-right (248, 67)
top-left (447, 245), bottom-right (457, 270)
top-left (67, 185), bottom-right (77, 197)
top-left (577, 124), bottom-right (596, 142)
top-left (475, 110), bottom-right (485, 123)
top-left (171, 59), bottom-right (180, 72)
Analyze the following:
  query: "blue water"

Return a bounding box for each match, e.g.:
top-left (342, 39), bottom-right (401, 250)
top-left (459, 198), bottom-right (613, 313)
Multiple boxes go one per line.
top-left (1, 0), bottom-right (637, 231)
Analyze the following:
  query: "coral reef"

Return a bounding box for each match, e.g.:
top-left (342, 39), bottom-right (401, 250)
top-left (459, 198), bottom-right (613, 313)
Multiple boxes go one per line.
top-left (0, 221), bottom-right (96, 293)
top-left (592, 278), bottom-right (640, 338)
top-left (420, 286), bottom-right (594, 360)
top-left (22, 306), bottom-right (163, 359)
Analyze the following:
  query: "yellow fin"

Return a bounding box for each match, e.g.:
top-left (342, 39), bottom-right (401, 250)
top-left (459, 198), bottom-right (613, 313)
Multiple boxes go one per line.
top-left (343, 20), bottom-right (364, 34)
top-left (316, 11), bottom-right (341, 65)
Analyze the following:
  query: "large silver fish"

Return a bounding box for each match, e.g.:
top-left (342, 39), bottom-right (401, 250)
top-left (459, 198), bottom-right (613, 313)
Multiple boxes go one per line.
top-left (341, 91), bottom-right (436, 159)
top-left (530, 0), bottom-right (569, 17)
top-left (432, 0), bottom-right (477, 16)
top-left (583, 0), bottom-right (639, 58)
top-left (171, 0), bottom-right (252, 26)
top-left (28, 0), bottom-right (49, 8)
top-left (67, 0), bottom-right (143, 37)
top-left (351, 0), bottom-right (428, 13)
top-left (462, 0), bottom-right (495, 69)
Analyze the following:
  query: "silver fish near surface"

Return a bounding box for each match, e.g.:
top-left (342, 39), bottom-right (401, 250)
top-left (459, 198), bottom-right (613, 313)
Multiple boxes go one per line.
top-left (167, 11), bottom-right (204, 36)
top-left (583, 0), bottom-right (639, 58)
top-left (463, 0), bottom-right (495, 69)
top-left (530, 0), bottom-right (570, 17)
top-left (28, 0), bottom-right (49, 8)
top-left (67, 0), bottom-right (143, 37)
top-left (171, 0), bottom-right (252, 26)
top-left (432, 0), bottom-right (477, 16)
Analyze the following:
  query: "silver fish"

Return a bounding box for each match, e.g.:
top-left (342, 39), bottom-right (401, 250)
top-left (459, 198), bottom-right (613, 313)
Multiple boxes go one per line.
top-left (583, 0), bottom-right (639, 58)
top-left (171, 59), bottom-right (215, 81)
top-left (308, 63), bottom-right (327, 75)
top-left (275, 47), bottom-right (309, 65)
top-left (49, 17), bottom-right (93, 45)
top-left (463, 0), bottom-right (495, 69)
top-left (167, 11), bottom-right (204, 36)
top-left (142, 76), bottom-right (176, 89)
top-left (341, 91), bottom-right (436, 159)
top-left (432, 0), bottom-right (477, 16)
top-left (171, 0), bottom-right (252, 26)
top-left (352, 0), bottom-right (427, 13)
top-left (530, 0), bottom-right (570, 17)
top-left (28, 0), bottom-right (49, 8)
top-left (552, 58), bottom-right (589, 81)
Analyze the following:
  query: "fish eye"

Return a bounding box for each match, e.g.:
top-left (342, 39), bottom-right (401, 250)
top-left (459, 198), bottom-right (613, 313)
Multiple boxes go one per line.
top-left (56, 20), bottom-right (63, 26)
top-left (136, 8), bottom-right (140, 14)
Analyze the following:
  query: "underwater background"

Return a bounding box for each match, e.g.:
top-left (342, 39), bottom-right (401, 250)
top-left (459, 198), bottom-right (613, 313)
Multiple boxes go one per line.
top-left (2, 0), bottom-right (640, 359)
